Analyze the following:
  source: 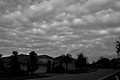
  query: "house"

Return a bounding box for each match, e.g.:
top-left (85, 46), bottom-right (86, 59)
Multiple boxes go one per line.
top-left (38, 55), bottom-right (53, 63)
top-left (2, 54), bottom-right (53, 73)
top-left (17, 54), bottom-right (29, 71)
top-left (2, 54), bottom-right (29, 71)
top-left (35, 55), bottom-right (53, 73)
top-left (53, 55), bottom-right (76, 71)
top-left (18, 54), bottom-right (53, 73)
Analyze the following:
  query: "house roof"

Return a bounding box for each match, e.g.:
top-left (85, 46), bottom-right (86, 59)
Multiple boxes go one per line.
top-left (2, 54), bottom-right (52, 65)
top-left (53, 55), bottom-right (65, 64)
top-left (2, 54), bottom-right (29, 64)
top-left (38, 55), bottom-right (53, 59)
top-left (53, 55), bottom-right (76, 64)
top-left (17, 54), bottom-right (29, 64)
top-left (2, 56), bottom-right (11, 63)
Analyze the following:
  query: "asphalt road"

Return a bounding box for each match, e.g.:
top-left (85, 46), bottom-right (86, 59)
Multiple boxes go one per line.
top-left (27, 69), bottom-right (117, 80)
top-left (102, 71), bottom-right (120, 80)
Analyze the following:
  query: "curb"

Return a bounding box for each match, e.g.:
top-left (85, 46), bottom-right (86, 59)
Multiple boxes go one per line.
top-left (98, 70), bottom-right (120, 80)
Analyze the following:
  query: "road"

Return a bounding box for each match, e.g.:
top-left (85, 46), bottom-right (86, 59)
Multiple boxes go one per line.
top-left (102, 71), bottom-right (120, 80)
top-left (27, 69), bottom-right (117, 80)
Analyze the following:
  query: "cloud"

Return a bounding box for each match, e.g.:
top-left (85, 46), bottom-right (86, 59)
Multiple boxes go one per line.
top-left (23, 0), bottom-right (74, 21)
top-left (82, 27), bottom-right (120, 36)
top-left (82, 0), bottom-right (117, 13)
top-left (73, 18), bottom-right (87, 25)
top-left (24, 1), bottom-right (53, 18)
top-left (49, 35), bottom-right (65, 41)
top-left (0, 0), bottom-right (119, 25)
top-left (67, 0), bottom-right (118, 15)
top-left (0, 0), bottom-right (120, 61)
top-left (0, 0), bottom-right (74, 24)
top-left (82, 29), bottom-right (110, 35)
top-left (1, 10), bottom-right (29, 23)
top-left (69, 9), bottom-right (120, 26)
top-left (82, 38), bottom-right (103, 43)
top-left (32, 28), bottom-right (46, 34)
top-left (95, 9), bottom-right (120, 23)
top-left (0, 0), bottom-right (7, 5)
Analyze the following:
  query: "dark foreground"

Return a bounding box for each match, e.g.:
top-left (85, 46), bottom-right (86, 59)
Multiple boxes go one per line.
top-left (27, 69), bottom-right (117, 80)
top-left (102, 71), bottom-right (120, 80)
top-left (0, 69), bottom-right (118, 80)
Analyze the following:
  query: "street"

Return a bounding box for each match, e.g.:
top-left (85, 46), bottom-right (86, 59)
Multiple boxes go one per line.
top-left (27, 69), bottom-right (117, 80)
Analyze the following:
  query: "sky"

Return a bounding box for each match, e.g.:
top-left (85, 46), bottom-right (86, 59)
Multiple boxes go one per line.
top-left (0, 0), bottom-right (120, 62)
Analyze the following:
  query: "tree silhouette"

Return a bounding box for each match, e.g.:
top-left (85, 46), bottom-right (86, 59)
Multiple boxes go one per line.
top-left (96, 57), bottom-right (111, 69)
top-left (27, 51), bottom-right (39, 74)
top-left (75, 52), bottom-right (88, 72)
top-left (116, 39), bottom-right (120, 59)
top-left (90, 61), bottom-right (97, 69)
top-left (9, 51), bottom-right (20, 75)
top-left (47, 61), bottom-right (52, 73)
top-left (63, 54), bottom-right (74, 72)
top-left (0, 54), bottom-right (5, 74)
top-left (111, 58), bottom-right (119, 69)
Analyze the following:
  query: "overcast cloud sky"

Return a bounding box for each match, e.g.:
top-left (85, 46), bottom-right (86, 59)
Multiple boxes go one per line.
top-left (0, 0), bottom-right (120, 61)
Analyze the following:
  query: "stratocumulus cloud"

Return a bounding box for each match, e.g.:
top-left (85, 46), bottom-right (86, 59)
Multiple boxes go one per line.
top-left (0, 0), bottom-right (120, 61)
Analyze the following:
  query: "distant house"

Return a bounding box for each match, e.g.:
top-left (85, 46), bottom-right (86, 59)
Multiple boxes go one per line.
top-left (2, 56), bottom-right (11, 68)
top-left (35, 55), bottom-right (53, 73)
top-left (2, 54), bottom-right (53, 73)
top-left (17, 54), bottom-right (29, 71)
top-left (38, 55), bottom-right (53, 63)
top-left (2, 54), bottom-right (29, 71)
top-left (53, 55), bottom-right (76, 71)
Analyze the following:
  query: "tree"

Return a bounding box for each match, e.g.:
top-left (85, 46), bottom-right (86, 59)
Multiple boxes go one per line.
top-left (27, 51), bottom-right (39, 74)
top-left (96, 57), bottom-right (111, 69)
top-left (75, 52), bottom-right (88, 71)
top-left (90, 61), bottom-right (97, 69)
top-left (47, 61), bottom-right (52, 73)
top-left (116, 38), bottom-right (120, 59)
top-left (0, 54), bottom-right (5, 73)
top-left (9, 51), bottom-right (20, 75)
top-left (111, 58), bottom-right (119, 69)
top-left (63, 54), bottom-right (74, 72)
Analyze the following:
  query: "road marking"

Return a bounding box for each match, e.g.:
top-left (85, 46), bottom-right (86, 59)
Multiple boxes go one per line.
top-left (98, 70), bottom-right (120, 80)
